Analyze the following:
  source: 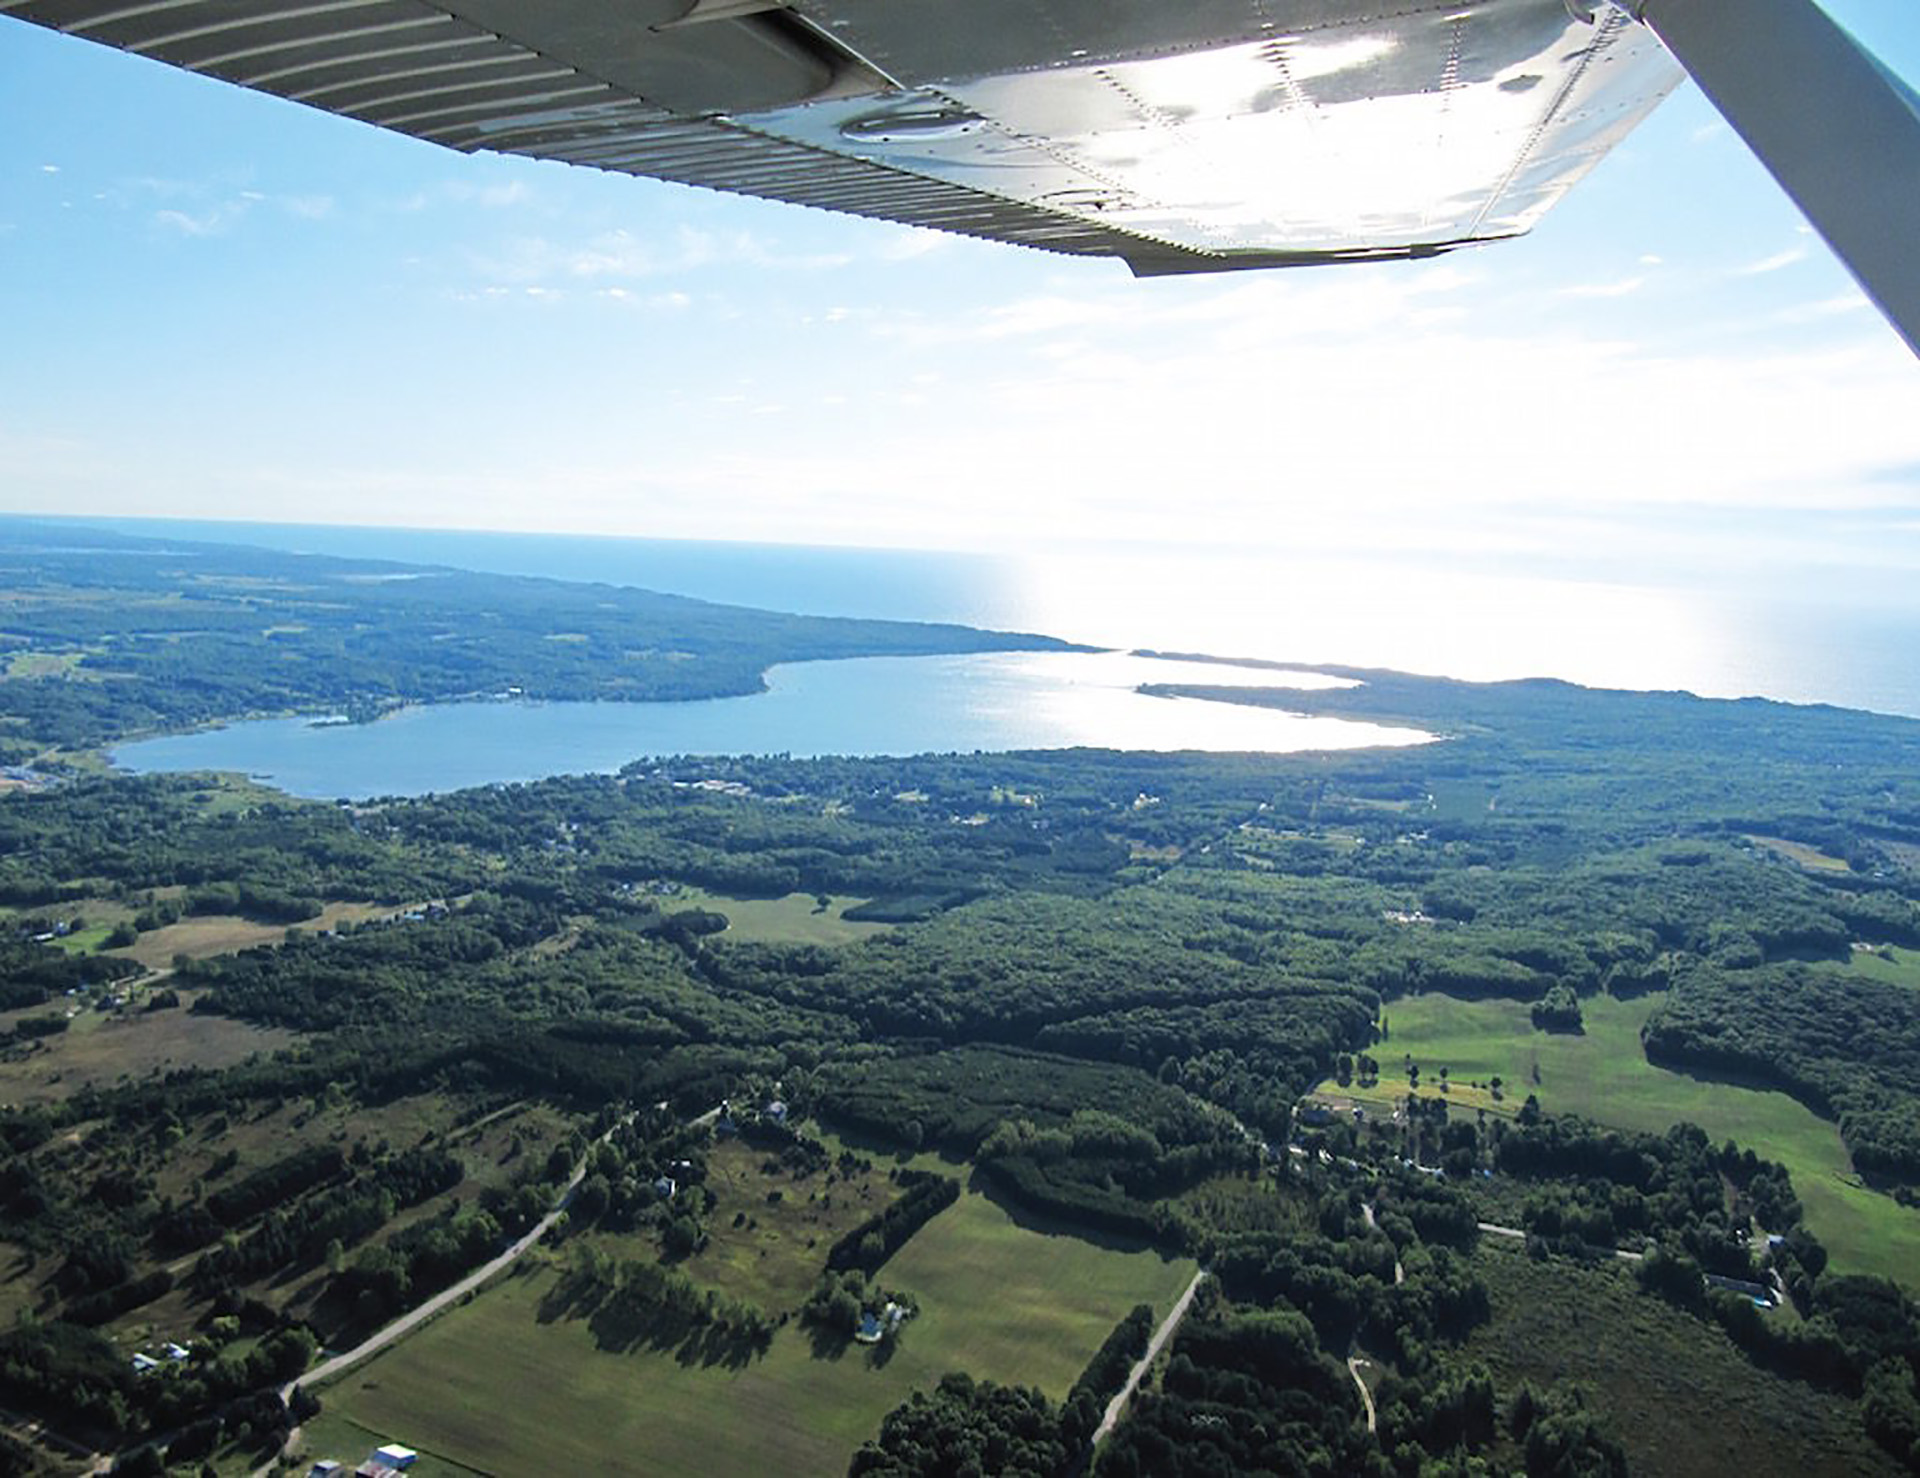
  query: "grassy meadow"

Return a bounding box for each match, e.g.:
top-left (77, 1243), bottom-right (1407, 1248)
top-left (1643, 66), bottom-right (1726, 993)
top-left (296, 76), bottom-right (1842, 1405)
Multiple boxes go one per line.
top-left (655, 1137), bottom-right (910, 1313)
top-left (1845, 943), bottom-right (1920, 991)
top-left (1742, 834), bottom-right (1853, 874)
top-left (318, 1185), bottom-right (1195, 1477)
top-left (672, 887), bottom-right (893, 947)
top-left (275, 1411), bottom-right (488, 1478)
top-left (0, 994), bottom-right (296, 1105)
top-left (1311, 991), bottom-right (1920, 1284)
top-left (106, 900), bottom-right (406, 970)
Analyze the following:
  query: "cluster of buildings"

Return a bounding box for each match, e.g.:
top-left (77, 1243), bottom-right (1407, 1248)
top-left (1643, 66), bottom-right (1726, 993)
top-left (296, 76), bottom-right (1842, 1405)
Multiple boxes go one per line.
top-left (853, 1301), bottom-right (909, 1345)
top-left (652, 1156), bottom-right (695, 1201)
top-left (672, 777), bottom-right (753, 797)
top-left (127, 1342), bottom-right (191, 1375)
top-left (309, 1441), bottom-right (417, 1477)
top-left (615, 878), bottom-right (686, 898)
top-left (1705, 1272), bottom-right (1779, 1309)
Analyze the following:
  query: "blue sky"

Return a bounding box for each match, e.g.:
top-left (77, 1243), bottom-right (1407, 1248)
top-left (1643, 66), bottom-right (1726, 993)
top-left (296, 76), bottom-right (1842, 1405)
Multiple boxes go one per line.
top-left (2, 2), bottom-right (1918, 597)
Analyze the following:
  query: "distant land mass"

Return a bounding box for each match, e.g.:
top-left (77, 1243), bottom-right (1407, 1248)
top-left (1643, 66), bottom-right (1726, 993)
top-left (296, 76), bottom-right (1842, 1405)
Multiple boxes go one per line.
top-left (0, 518), bottom-right (1077, 754)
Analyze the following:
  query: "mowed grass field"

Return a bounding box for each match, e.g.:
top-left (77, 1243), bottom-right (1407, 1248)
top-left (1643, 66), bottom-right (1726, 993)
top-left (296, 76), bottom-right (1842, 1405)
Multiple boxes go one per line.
top-left (322, 1187), bottom-right (1196, 1477)
top-left (880, 1188), bottom-right (1196, 1394)
top-left (672, 887), bottom-right (892, 947)
top-left (1312, 991), bottom-right (1920, 1284)
top-left (276, 1412), bottom-right (487, 1478)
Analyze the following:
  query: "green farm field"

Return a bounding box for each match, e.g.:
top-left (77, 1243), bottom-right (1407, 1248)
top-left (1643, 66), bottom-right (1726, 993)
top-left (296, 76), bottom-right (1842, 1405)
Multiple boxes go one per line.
top-left (275, 1411), bottom-right (487, 1478)
top-left (322, 1187), bottom-right (1196, 1477)
top-left (673, 886), bottom-right (892, 947)
top-left (51, 921), bottom-right (118, 954)
top-left (1311, 991), bottom-right (1920, 1284)
top-left (1844, 943), bottom-right (1920, 991)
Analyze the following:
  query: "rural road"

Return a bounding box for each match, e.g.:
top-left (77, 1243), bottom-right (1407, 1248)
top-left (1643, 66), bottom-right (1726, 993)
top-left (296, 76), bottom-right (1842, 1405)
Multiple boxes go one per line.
top-left (1093, 1269), bottom-right (1208, 1445)
top-left (285, 1110), bottom-right (645, 1395)
top-left (1362, 1204), bottom-right (1404, 1285)
top-left (1478, 1221), bottom-right (1643, 1261)
top-left (254, 1111), bottom-right (646, 1477)
top-left (1347, 1356), bottom-right (1377, 1432)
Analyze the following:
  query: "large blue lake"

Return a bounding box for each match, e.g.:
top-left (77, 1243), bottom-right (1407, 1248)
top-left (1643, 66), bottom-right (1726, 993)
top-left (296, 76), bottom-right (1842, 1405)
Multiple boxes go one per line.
top-left (112, 651), bottom-right (1428, 800)
top-left (79, 514), bottom-right (1920, 798)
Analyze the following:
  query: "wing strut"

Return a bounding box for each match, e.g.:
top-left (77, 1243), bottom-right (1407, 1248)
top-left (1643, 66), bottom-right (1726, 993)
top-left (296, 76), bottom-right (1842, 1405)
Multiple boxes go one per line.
top-left (1614, 0), bottom-right (1920, 358)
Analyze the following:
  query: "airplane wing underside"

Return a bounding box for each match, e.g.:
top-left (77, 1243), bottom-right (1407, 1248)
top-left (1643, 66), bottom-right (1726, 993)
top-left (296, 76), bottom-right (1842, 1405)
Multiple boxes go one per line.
top-left (4, 0), bottom-right (1684, 275)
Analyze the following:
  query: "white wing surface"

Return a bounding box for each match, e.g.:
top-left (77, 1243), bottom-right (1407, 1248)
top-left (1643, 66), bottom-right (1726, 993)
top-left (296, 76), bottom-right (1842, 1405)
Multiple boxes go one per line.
top-left (1, 0), bottom-right (1683, 274)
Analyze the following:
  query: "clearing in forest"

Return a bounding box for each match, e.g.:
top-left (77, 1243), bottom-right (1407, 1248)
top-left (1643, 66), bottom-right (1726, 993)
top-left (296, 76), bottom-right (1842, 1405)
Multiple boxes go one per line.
top-left (319, 1185), bottom-right (1194, 1478)
top-left (1845, 943), bottom-right (1920, 992)
top-left (641, 1136), bottom-right (910, 1313)
top-left (1742, 834), bottom-right (1852, 873)
top-left (670, 886), bottom-right (892, 947)
top-left (1310, 991), bottom-right (1920, 1286)
top-left (0, 995), bottom-right (295, 1104)
top-left (107, 900), bottom-right (399, 969)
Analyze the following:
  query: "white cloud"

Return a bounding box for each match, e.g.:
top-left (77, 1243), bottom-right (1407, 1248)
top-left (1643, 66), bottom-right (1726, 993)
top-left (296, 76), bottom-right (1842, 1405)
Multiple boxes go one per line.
top-left (876, 229), bottom-right (949, 262)
top-left (153, 205), bottom-right (243, 237)
top-left (1557, 275), bottom-right (1645, 299)
top-left (977, 295), bottom-right (1125, 340)
top-left (39, 164), bottom-right (59, 175)
top-left (462, 223), bottom-right (857, 290)
top-left (559, 228), bottom-right (685, 278)
top-left (1772, 292), bottom-right (1872, 325)
top-left (281, 194), bottom-right (335, 220)
top-left (447, 179), bottom-right (530, 209)
top-left (398, 179), bottom-right (532, 212)
top-left (1737, 247), bottom-right (1806, 276)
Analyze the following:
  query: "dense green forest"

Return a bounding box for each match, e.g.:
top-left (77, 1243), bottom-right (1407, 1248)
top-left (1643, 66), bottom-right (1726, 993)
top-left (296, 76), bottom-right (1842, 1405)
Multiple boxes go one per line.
top-left (1, 533), bottom-right (1919, 1473)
